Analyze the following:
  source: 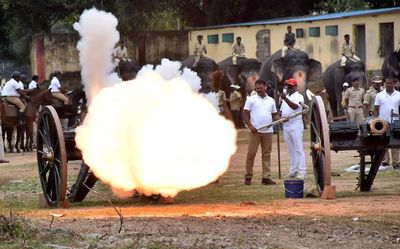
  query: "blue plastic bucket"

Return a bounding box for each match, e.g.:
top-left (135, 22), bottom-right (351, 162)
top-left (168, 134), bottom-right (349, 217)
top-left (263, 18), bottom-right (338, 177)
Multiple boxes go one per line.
top-left (284, 179), bottom-right (304, 198)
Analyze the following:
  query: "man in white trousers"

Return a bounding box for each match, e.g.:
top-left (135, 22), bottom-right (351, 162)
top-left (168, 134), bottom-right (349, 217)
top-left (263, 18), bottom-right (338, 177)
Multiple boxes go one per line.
top-left (280, 78), bottom-right (306, 179)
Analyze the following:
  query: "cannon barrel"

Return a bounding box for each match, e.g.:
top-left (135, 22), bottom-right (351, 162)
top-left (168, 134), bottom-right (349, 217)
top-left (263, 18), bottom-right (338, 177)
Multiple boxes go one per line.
top-left (366, 117), bottom-right (388, 135)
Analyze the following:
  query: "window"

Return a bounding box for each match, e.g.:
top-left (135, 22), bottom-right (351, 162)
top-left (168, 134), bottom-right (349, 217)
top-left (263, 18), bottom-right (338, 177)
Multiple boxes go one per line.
top-left (325, 25), bottom-right (338, 36)
top-left (222, 33), bottom-right (234, 43)
top-left (207, 34), bottom-right (219, 44)
top-left (296, 29), bottom-right (304, 38)
top-left (309, 27), bottom-right (320, 37)
top-left (379, 22), bottom-right (394, 57)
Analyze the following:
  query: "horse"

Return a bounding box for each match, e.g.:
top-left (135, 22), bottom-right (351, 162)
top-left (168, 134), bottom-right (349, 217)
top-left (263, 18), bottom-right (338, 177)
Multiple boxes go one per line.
top-left (1, 89), bottom-right (50, 152)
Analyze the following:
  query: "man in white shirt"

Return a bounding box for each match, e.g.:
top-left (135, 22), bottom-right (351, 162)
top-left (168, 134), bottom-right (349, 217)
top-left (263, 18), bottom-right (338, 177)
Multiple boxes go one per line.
top-left (243, 79), bottom-right (279, 185)
top-left (48, 71), bottom-right (69, 105)
top-left (280, 78), bottom-right (306, 179)
top-left (374, 77), bottom-right (400, 168)
top-left (1, 71), bottom-right (28, 124)
top-left (193, 35), bottom-right (210, 67)
top-left (28, 75), bottom-right (39, 90)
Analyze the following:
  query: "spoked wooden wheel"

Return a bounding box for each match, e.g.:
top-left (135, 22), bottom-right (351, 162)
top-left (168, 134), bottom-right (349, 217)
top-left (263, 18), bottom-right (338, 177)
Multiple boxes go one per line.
top-left (309, 96), bottom-right (331, 194)
top-left (36, 106), bottom-right (67, 207)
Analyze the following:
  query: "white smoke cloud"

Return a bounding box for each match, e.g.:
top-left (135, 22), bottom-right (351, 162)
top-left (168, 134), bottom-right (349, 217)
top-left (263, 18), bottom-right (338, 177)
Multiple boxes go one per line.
top-left (74, 8), bottom-right (236, 198)
top-left (73, 8), bottom-right (121, 103)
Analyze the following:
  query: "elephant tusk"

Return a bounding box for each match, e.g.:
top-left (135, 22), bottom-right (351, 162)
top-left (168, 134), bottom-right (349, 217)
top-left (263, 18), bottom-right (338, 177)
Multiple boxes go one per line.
top-left (306, 89), bottom-right (315, 101)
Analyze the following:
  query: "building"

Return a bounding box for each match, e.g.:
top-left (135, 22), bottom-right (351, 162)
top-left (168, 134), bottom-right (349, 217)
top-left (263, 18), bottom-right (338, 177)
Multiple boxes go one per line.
top-left (30, 31), bottom-right (188, 82)
top-left (188, 7), bottom-right (400, 71)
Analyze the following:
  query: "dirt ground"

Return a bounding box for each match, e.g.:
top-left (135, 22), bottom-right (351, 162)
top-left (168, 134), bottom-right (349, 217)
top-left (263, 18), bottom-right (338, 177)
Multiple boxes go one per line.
top-left (1, 135), bottom-right (400, 248)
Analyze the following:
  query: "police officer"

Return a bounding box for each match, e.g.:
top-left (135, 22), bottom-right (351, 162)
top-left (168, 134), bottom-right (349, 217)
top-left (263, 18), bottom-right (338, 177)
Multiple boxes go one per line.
top-left (363, 76), bottom-right (382, 117)
top-left (193, 35), bottom-right (209, 67)
top-left (344, 78), bottom-right (364, 124)
top-left (232, 36), bottom-right (245, 64)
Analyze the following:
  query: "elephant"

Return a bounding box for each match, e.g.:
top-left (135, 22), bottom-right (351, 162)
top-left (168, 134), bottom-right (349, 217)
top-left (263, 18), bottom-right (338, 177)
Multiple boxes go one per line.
top-left (181, 55), bottom-right (218, 92)
top-left (382, 51), bottom-right (400, 80)
top-left (260, 49), bottom-right (322, 99)
top-left (217, 56), bottom-right (262, 97)
top-left (323, 59), bottom-right (366, 117)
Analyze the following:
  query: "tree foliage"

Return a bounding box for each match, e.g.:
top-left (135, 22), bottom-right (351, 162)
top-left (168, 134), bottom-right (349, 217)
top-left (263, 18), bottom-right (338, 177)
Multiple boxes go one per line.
top-left (0, 0), bottom-right (398, 62)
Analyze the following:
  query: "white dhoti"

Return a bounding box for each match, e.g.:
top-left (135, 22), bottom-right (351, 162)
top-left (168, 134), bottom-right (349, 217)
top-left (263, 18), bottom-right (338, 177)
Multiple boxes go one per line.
top-left (283, 122), bottom-right (306, 175)
top-left (341, 55), bottom-right (361, 66)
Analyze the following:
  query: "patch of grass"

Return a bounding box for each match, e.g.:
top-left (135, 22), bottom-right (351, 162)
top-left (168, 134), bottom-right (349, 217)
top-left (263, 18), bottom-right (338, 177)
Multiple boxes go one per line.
top-left (0, 212), bottom-right (38, 245)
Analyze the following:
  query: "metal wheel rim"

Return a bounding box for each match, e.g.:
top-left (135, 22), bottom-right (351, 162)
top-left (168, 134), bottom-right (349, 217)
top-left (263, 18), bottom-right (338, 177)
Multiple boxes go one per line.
top-left (310, 96), bottom-right (331, 193)
top-left (36, 106), bottom-right (67, 206)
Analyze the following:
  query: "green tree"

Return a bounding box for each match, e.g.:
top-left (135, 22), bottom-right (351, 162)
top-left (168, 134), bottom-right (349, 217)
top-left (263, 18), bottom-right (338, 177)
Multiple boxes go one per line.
top-left (313, 0), bottom-right (370, 13)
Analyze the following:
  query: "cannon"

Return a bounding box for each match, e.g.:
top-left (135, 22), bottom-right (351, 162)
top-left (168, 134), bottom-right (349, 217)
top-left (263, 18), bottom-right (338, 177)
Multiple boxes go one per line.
top-left (36, 105), bottom-right (97, 207)
top-left (310, 96), bottom-right (399, 198)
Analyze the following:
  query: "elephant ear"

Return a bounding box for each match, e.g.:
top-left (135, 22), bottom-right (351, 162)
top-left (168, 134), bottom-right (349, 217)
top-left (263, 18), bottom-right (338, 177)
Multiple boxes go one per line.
top-left (387, 54), bottom-right (400, 77)
top-left (308, 59), bottom-right (322, 82)
top-left (272, 58), bottom-right (284, 81)
top-left (227, 65), bottom-right (240, 84)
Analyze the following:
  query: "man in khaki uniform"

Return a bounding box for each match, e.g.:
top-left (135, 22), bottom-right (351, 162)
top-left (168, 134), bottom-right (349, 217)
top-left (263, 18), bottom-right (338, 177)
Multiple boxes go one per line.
top-left (341, 82), bottom-right (349, 108)
top-left (344, 78), bottom-right (364, 124)
top-left (341, 34), bottom-right (361, 66)
top-left (363, 76), bottom-right (382, 117)
top-left (193, 35), bottom-right (210, 67)
top-left (229, 84), bottom-right (242, 128)
top-left (232, 37), bottom-right (245, 64)
top-left (113, 40), bottom-right (128, 66)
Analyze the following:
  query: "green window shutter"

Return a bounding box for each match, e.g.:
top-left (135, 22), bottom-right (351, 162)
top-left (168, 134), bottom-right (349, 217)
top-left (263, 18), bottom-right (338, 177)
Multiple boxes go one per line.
top-left (207, 34), bottom-right (219, 44)
top-left (325, 25), bottom-right (338, 36)
top-left (222, 33), bottom-right (234, 43)
top-left (309, 27), bottom-right (320, 37)
top-left (296, 29), bottom-right (304, 38)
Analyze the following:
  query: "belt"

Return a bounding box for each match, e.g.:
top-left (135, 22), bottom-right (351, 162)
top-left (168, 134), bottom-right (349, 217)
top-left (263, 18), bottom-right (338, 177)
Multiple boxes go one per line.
top-left (348, 106), bottom-right (362, 108)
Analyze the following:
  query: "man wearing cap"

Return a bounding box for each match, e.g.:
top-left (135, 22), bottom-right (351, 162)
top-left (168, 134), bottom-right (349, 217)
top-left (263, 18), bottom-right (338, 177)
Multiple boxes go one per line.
top-left (243, 79), bottom-right (279, 185)
top-left (229, 84), bottom-right (242, 128)
top-left (344, 78), bottom-right (365, 124)
top-left (1, 71), bottom-right (28, 125)
top-left (341, 82), bottom-right (349, 109)
top-left (374, 77), bottom-right (400, 168)
top-left (232, 36), bottom-right (245, 64)
top-left (363, 76), bottom-right (382, 117)
top-left (193, 35), bottom-right (209, 67)
top-left (280, 78), bottom-right (306, 179)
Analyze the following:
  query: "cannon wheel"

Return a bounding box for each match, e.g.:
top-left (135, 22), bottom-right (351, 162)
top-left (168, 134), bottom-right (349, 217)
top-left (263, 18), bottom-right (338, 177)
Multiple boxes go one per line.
top-left (36, 106), bottom-right (67, 207)
top-left (309, 96), bottom-right (333, 197)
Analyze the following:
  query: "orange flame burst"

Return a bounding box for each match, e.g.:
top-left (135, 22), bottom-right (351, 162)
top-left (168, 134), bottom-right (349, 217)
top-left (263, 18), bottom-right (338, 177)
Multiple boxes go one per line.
top-left (75, 71), bottom-right (237, 198)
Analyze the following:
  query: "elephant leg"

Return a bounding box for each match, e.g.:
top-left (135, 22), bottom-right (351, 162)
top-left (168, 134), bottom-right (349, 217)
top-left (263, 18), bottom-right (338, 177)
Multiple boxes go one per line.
top-left (329, 97), bottom-right (338, 117)
top-left (2, 126), bottom-right (5, 152)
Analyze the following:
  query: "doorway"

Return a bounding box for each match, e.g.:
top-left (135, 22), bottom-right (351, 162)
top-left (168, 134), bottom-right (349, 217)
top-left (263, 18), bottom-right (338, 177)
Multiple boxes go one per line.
top-left (354, 25), bottom-right (366, 62)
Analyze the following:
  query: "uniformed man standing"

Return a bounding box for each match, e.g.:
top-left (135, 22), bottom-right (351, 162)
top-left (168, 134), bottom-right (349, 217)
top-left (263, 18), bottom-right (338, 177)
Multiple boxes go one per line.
top-left (341, 82), bottom-right (349, 109)
top-left (363, 76), bottom-right (382, 117)
top-left (113, 40), bottom-right (128, 66)
top-left (344, 78), bottom-right (365, 124)
top-left (193, 35), bottom-right (209, 67)
top-left (282, 26), bottom-right (296, 57)
top-left (232, 36), bottom-right (245, 64)
top-left (340, 34), bottom-right (361, 66)
top-left (280, 78), bottom-right (306, 179)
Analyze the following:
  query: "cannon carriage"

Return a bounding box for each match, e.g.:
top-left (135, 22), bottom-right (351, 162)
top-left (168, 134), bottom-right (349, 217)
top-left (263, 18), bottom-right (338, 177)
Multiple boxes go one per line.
top-left (310, 96), bottom-right (399, 198)
top-left (36, 104), bottom-right (97, 207)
